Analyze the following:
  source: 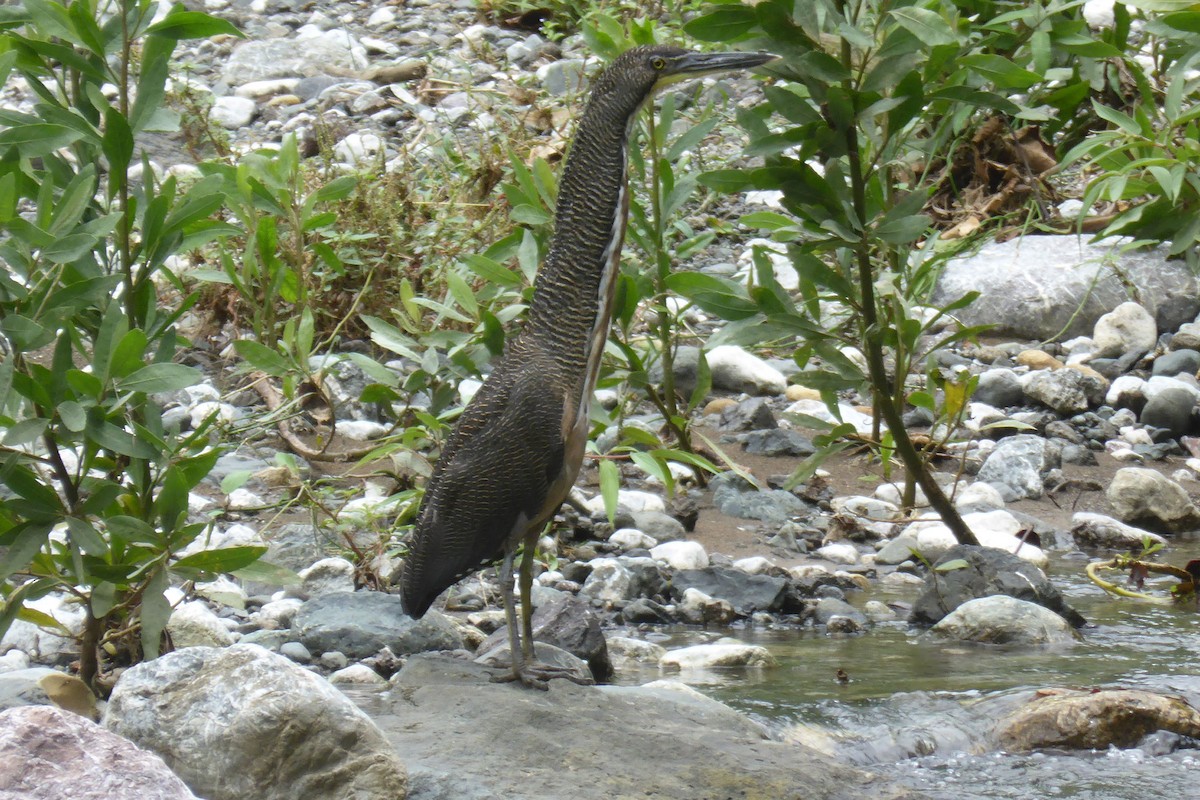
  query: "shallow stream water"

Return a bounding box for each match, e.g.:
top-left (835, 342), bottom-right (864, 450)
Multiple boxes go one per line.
top-left (634, 539), bottom-right (1200, 799)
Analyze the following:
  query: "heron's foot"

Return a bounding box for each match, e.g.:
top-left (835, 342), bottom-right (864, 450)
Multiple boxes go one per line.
top-left (491, 662), bottom-right (595, 691)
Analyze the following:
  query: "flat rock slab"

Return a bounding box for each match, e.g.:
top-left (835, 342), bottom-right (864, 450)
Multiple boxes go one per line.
top-left (358, 654), bottom-right (920, 800)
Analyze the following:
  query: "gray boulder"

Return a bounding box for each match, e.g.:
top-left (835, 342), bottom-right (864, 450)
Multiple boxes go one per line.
top-left (1151, 348), bottom-right (1200, 377)
top-left (478, 594), bottom-right (611, 682)
top-left (381, 653), bottom-right (913, 800)
top-left (973, 368), bottom-right (1025, 408)
top-left (104, 644), bottom-right (406, 800)
top-left (1069, 512), bottom-right (1167, 550)
top-left (293, 591), bottom-right (463, 660)
top-left (1106, 467), bottom-right (1200, 533)
top-left (976, 434), bottom-right (1046, 501)
top-left (669, 566), bottom-right (788, 615)
top-left (931, 236), bottom-right (1200, 339)
top-left (910, 545), bottom-right (1086, 628)
top-left (0, 705), bottom-right (198, 800)
top-left (1139, 387), bottom-right (1196, 438)
top-left (1022, 369), bottom-right (1099, 415)
top-left (222, 31), bottom-right (368, 86)
top-left (931, 596), bottom-right (1079, 645)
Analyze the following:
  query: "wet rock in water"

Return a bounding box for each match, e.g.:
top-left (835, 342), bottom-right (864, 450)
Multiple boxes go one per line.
top-left (742, 428), bottom-right (815, 456)
top-left (899, 509), bottom-right (1048, 568)
top-left (1092, 301), bottom-right (1158, 359)
top-left (381, 653), bottom-right (903, 799)
top-left (660, 642), bottom-right (777, 670)
top-left (605, 636), bottom-right (667, 668)
top-left (1069, 512), bottom-right (1168, 550)
top-left (670, 566), bottom-right (788, 615)
top-left (1139, 386), bottom-right (1196, 438)
top-left (931, 236), bottom-right (1200, 339)
top-left (579, 557), bottom-right (638, 602)
top-left (0, 705), bottom-right (199, 800)
top-left (677, 588), bottom-right (737, 626)
top-left (973, 368), bottom-right (1025, 408)
top-left (994, 689), bottom-right (1200, 751)
top-left (620, 597), bottom-right (675, 624)
top-left (909, 545), bottom-right (1086, 628)
top-left (105, 644), bottom-right (406, 800)
top-left (814, 542), bottom-right (861, 565)
top-left (930, 596), bottom-right (1079, 645)
top-left (814, 597), bottom-right (867, 627)
top-left (975, 434), bottom-right (1046, 501)
top-left (293, 591), bottom-right (464, 658)
top-left (478, 594), bottom-right (611, 682)
top-left (1106, 467), bottom-right (1200, 533)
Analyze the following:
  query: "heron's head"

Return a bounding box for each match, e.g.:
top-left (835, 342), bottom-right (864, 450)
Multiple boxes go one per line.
top-left (597, 45), bottom-right (776, 112)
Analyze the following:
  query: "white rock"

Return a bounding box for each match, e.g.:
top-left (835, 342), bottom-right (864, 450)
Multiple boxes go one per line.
top-left (649, 541), bottom-right (709, 571)
top-left (931, 596), bottom-right (1077, 645)
top-left (906, 510), bottom-right (1048, 567)
top-left (1144, 375), bottom-right (1200, 403)
top-left (785, 398), bottom-right (877, 436)
top-left (814, 542), bottom-right (860, 565)
top-left (190, 401), bottom-right (239, 428)
top-left (167, 601), bottom-right (235, 648)
top-left (234, 78), bottom-right (299, 99)
top-left (833, 495), bottom-right (902, 520)
top-left (953, 481), bottom-right (1006, 509)
top-left (458, 378), bottom-right (482, 404)
top-left (336, 420), bottom-right (389, 441)
top-left (1105, 374), bottom-right (1147, 407)
top-left (872, 482), bottom-right (928, 508)
top-left (706, 345), bottom-right (787, 395)
top-left (863, 600), bottom-right (897, 622)
top-left (210, 95), bottom-right (257, 129)
top-left (334, 132), bottom-right (384, 166)
top-left (1083, 0), bottom-right (1116, 28)
top-left (194, 576), bottom-right (248, 610)
top-left (252, 598), bottom-right (303, 630)
top-left (677, 588), bottom-right (734, 625)
top-left (0, 650), bottom-right (31, 673)
top-left (787, 564), bottom-right (830, 579)
top-left (225, 487), bottom-right (264, 510)
top-left (732, 556), bottom-right (776, 575)
top-left (1092, 301), bottom-right (1157, 358)
top-left (735, 238), bottom-right (799, 291)
top-left (0, 594), bottom-right (86, 664)
top-left (579, 558), bottom-right (636, 602)
top-left (609, 528), bottom-right (658, 551)
top-left (1070, 512), bottom-right (1168, 549)
top-left (660, 643), bottom-right (777, 670)
top-left (584, 489), bottom-right (665, 516)
top-left (881, 571), bottom-right (925, 587)
top-left (366, 6), bottom-right (395, 26)
top-left (605, 636), bottom-right (666, 664)
top-left (875, 531), bottom-right (919, 565)
top-left (299, 557), bottom-right (356, 597)
top-left (329, 664), bottom-right (387, 686)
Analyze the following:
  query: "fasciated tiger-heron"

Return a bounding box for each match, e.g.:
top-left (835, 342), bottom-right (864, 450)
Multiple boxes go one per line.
top-left (398, 45), bottom-right (775, 688)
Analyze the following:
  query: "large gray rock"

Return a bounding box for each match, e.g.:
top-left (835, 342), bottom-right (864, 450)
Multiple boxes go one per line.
top-left (222, 31), bottom-right (368, 85)
top-left (293, 591), bottom-right (463, 659)
top-left (1022, 369), bottom-right (1100, 414)
top-left (373, 653), bottom-right (916, 800)
top-left (973, 368), bottom-right (1025, 408)
top-left (0, 705), bottom-right (198, 800)
top-left (478, 594), bottom-right (611, 682)
top-left (931, 596), bottom-right (1079, 645)
top-left (976, 434), bottom-right (1046, 501)
top-left (931, 236), bottom-right (1200, 339)
top-left (669, 566), bottom-right (788, 615)
top-left (994, 689), bottom-right (1200, 751)
top-left (1139, 387), bottom-right (1196, 438)
top-left (1106, 467), bottom-right (1200, 533)
top-left (910, 545), bottom-right (1086, 628)
top-left (104, 644), bottom-right (406, 800)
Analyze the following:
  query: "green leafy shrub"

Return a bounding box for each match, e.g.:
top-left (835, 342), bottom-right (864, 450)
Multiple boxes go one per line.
top-left (0, 0), bottom-right (262, 690)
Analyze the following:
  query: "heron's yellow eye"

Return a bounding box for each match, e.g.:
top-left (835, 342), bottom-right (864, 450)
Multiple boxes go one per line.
top-left (651, 57), bottom-right (666, 70)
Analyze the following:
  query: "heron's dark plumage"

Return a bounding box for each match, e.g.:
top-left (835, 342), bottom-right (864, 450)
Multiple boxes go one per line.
top-left (398, 45), bottom-right (775, 624)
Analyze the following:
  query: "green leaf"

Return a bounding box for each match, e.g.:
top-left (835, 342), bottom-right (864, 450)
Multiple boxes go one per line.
top-left (684, 7), bottom-right (758, 42)
top-left (875, 213), bottom-right (930, 245)
top-left (960, 55), bottom-right (1042, 90)
top-left (1091, 99), bottom-right (1143, 135)
top-left (65, 517), bottom-right (108, 557)
top-left (145, 9), bottom-right (243, 39)
top-left (665, 272), bottom-right (758, 321)
top-left (173, 545), bottom-right (267, 575)
top-left (0, 124), bottom-right (85, 158)
top-left (117, 363), bottom-right (201, 394)
top-left (105, 515), bottom-right (159, 545)
top-left (935, 558), bottom-right (970, 573)
top-left (597, 458), bottom-right (619, 525)
top-left (141, 565), bottom-right (170, 659)
top-left (0, 523), bottom-right (52, 582)
top-left (233, 339), bottom-right (291, 376)
top-left (220, 470), bottom-right (251, 494)
top-left (311, 174), bottom-right (357, 204)
top-left (86, 416), bottom-right (159, 460)
top-left (2, 417), bottom-right (49, 446)
top-left (461, 254), bottom-right (523, 288)
top-left (231, 559), bottom-right (301, 586)
top-left (890, 7), bottom-right (958, 47)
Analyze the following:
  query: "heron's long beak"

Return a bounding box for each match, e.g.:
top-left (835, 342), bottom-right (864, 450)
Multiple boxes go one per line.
top-left (672, 51), bottom-right (778, 77)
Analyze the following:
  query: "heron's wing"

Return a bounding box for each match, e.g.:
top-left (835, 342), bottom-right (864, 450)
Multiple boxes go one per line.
top-left (399, 361), bottom-right (570, 617)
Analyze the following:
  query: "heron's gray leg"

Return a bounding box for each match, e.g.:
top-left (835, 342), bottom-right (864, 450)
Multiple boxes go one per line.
top-left (518, 528), bottom-right (540, 662)
top-left (499, 549), bottom-right (526, 680)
